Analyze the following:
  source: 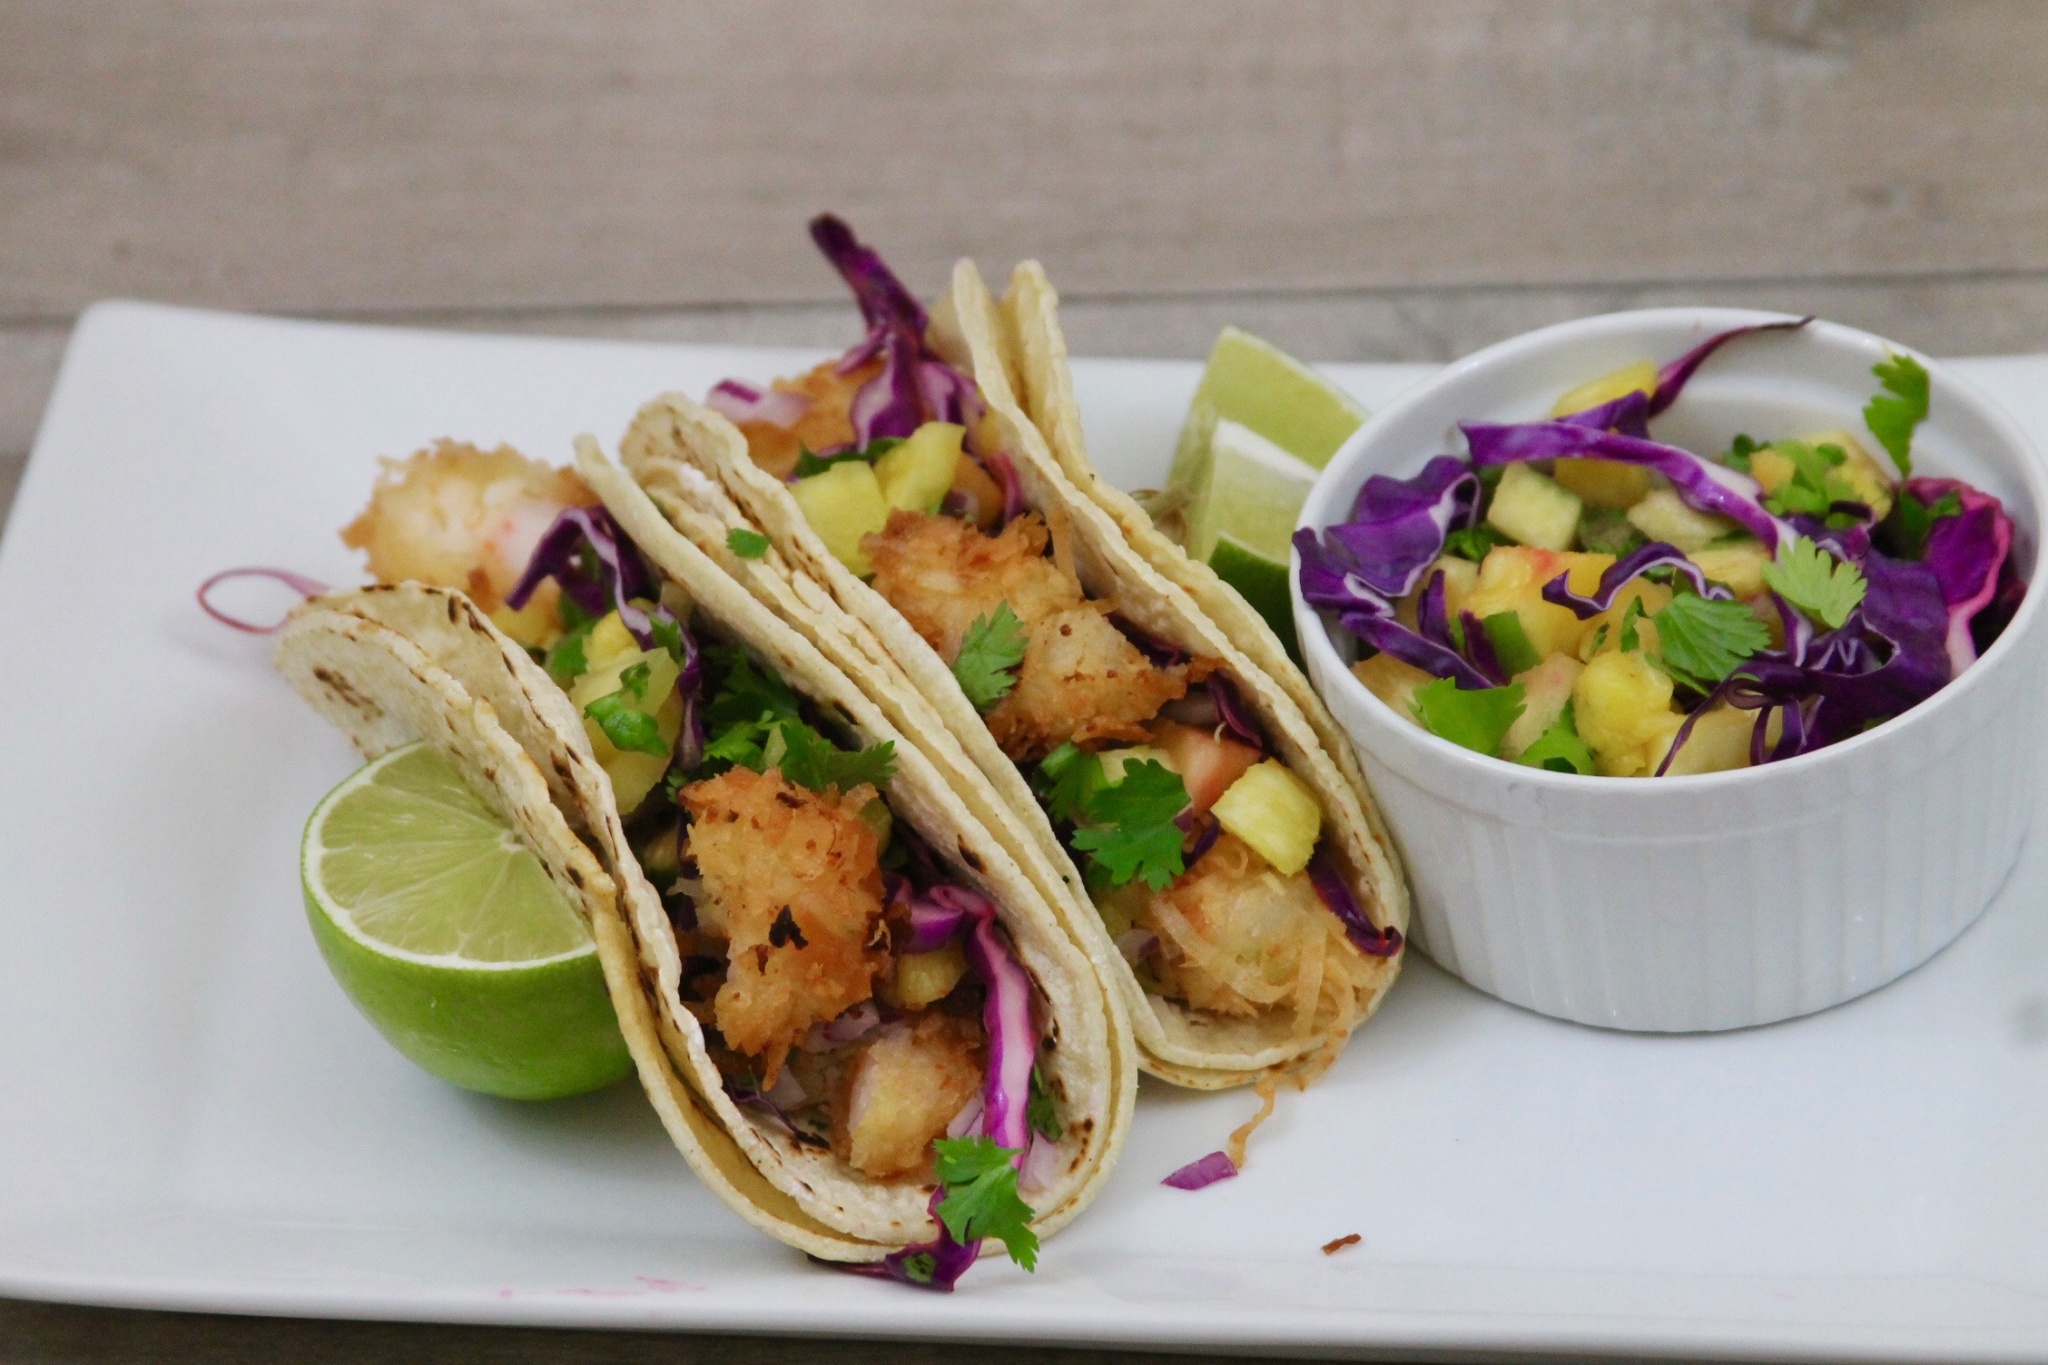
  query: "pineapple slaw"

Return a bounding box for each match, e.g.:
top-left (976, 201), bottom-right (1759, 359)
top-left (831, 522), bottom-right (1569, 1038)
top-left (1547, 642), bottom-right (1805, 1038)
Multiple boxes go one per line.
top-left (1296, 321), bottom-right (2024, 778)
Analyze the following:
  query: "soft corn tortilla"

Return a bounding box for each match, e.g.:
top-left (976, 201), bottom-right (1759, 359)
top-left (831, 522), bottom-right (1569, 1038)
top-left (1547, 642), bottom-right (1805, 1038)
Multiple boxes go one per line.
top-left (277, 444), bottom-right (1130, 1260)
top-left (620, 261), bottom-right (1408, 1090)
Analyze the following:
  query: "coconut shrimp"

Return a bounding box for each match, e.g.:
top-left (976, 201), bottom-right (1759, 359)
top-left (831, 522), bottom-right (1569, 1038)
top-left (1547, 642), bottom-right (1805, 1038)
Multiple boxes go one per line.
top-left (341, 440), bottom-right (596, 614)
top-left (1143, 834), bottom-right (1364, 1039)
top-left (837, 1015), bottom-right (984, 1178)
top-left (680, 767), bottom-right (891, 1086)
top-left (864, 509), bottom-right (1199, 760)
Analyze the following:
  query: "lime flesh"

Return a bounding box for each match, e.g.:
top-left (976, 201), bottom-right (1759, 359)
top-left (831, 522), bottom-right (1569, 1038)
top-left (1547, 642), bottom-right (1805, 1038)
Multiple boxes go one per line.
top-left (301, 742), bottom-right (633, 1100)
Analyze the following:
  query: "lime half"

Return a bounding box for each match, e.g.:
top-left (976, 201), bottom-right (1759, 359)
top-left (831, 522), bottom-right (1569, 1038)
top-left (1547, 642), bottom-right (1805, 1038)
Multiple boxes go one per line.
top-left (301, 741), bottom-right (632, 1100)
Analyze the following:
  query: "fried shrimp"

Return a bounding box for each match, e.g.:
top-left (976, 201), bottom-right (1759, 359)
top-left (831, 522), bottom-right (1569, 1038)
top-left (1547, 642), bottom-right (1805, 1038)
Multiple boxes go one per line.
top-left (681, 767), bottom-right (890, 1084)
top-left (1145, 835), bottom-right (1363, 1032)
top-left (865, 509), bottom-right (1196, 759)
top-left (736, 356), bottom-right (884, 480)
top-left (838, 1015), bottom-right (985, 1178)
top-left (341, 441), bottom-right (596, 612)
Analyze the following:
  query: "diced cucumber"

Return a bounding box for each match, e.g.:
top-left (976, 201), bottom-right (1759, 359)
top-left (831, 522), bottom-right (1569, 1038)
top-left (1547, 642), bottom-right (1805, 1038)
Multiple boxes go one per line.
top-left (791, 461), bottom-right (892, 574)
top-left (1486, 463), bottom-right (1583, 551)
top-left (1624, 488), bottom-right (1738, 553)
top-left (1577, 507), bottom-right (1646, 556)
top-left (1210, 760), bottom-right (1322, 875)
top-left (874, 421), bottom-right (965, 514)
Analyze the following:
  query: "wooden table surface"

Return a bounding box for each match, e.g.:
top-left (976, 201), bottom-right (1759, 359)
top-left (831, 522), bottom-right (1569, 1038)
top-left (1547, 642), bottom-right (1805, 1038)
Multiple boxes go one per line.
top-left (6, 2), bottom-right (2045, 1359)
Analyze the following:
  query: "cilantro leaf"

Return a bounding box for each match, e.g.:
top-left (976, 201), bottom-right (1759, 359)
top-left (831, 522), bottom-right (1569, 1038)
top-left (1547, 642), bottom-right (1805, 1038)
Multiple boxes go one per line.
top-left (617, 660), bottom-right (651, 700)
top-left (1410, 679), bottom-right (1526, 757)
top-left (585, 689), bottom-right (670, 757)
top-left (1577, 509), bottom-right (1647, 557)
top-left (1515, 701), bottom-right (1597, 774)
top-left (772, 719), bottom-right (897, 794)
top-left (1724, 433), bottom-right (1763, 474)
top-left (1035, 743), bottom-right (1103, 825)
top-left (1442, 524), bottom-right (1510, 562)
top-left (952, 602), bottom-right (1028, 711)
top-left (932, 1136), bottom-right (1038, 1271)
top-left (1617, 598), bottom-right (1645, 654)
top-left (1760, 534), bottom-right (1866, 629)
top-left (1759, 440), bottom-right (1862, 522)
top-left (726, 527), bottom-right (771, 560)
top-left (1070, 759), bottom-right (1190, 891)
top-left (703, 646), bottom-right (801, 732)
top-left (545, 616), bottom-right (595, 686)
top-left (1028, 1066), bottom-right (1063, 1141)
top-left (1649, 594), bottom-right (1771, 686)
top-left (647, 612), bottom-right (688, 666)
top-left (1864, 351), bottom-right (1930, 477)
top-left (793, 437), bottom-right (904, 479)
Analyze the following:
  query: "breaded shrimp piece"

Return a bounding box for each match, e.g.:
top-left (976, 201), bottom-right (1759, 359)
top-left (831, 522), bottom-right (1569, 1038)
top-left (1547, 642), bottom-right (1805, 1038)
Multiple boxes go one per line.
top-left (341, 441), bottom-right (596, 611)
top-left (865, 511), bottom-right (1083, 660)
top-left (738, 356), bottom-right (885, 480)
top-left (1144, 834), bottom-right (1348, 1019)
top-left (681, 767), bottom-right (890, 1084)
top-left (988, 604), bottom-right (1194, 759)
top-left (838, 1014), bottom-right (985, 1178)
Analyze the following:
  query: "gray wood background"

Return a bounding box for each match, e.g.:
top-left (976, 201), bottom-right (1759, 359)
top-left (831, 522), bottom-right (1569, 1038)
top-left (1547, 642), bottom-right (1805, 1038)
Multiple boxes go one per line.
top-left (4, 1), bottom-right (2043, 1359)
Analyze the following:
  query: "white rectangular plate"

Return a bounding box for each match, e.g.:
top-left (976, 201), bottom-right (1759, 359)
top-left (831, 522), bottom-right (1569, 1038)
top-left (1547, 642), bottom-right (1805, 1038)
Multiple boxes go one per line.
top-left (5, 302), bottom-right (2048, 1361)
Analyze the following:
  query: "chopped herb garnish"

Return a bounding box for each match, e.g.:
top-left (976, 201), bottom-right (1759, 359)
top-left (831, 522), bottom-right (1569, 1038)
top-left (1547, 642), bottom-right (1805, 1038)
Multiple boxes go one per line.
top-left (771, 719), bottom-right (897, 794)
top-left (1759, 440), bottom-right (1862, 523)
top-left (617, 660), bottom-right (651, 700)
top-left (932, 1136), bottom-right (1038, 1271)
top-left (1649, 593), bottom-right (1771, 687)
top-left (1069, 759), bottom-right (1190, 891)
top-left (1724, 433), bottom-right (1763, 474)
top-left (793, 437), bottom-right (904, 479)
top-left (1028, 1066), bottom-right (1062, 1141)
top-left (1515, 702), bottom-right (1596, 774)
top-left (1864, 351), bottom-right (1930, 477)
top-left (1443, 524), bottom-right (1510, 562)
top-left (1035, 743), bottom-right (1103, 825)
top-left (1410, 678), bottom-right (1526, 757)
top-left (727, 527), bottom-right (772, 559)
top-left (952, 602), bottom-right (1029, 711)
top-left (1878, 486), bottom-right (1962, 561)
top-left (1617, 597), bottom-right (1645, 654)
top-left (1481, 611), bottom-right (1540, 677)
top-left (1761, 534), bottom-right (1866, 629)
top-left (585, 689), bottom-right (669, 757)
top-left (545, 617), bottom-right (595, 686)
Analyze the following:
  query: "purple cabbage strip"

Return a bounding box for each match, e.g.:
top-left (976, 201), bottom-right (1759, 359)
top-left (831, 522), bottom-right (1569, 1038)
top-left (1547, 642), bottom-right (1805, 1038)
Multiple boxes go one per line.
top-left (982, 447), bottom-right (1030, 522)
top-left (922, 886), bottom-right (1036, 1156)
top-left (903, 888), bottom-right (971, 954)
top-left (1558, 388), bottom-right (1650, 437)
top-left (1295, 528), bottom-right (1495, 689)
top-left (810, 214), bottom-right (930, 339)
top-left (848, 326), bottom-right (929, 445)
top-left (1647, 318), bottom-right (1812, 417)
top-left (831, 1188), bottom-right (982, 1292)
top-left (705, 379), bottom-right (811, 429)
top-left (1541, 541), bottom-right (1733, 620)
top-left (1113, 616), bottom-right (1188, 669)
top-left (1457, 609), bottom-right (1506, 685)
top-left (1162, 1151), bottom-right (1239, 1191)
top-left (1323, 455), bottom-right (1478, 598)
top-left (1461, 421), bottom-right (1794, 550)
top-left (504, 506), bottom-right (666, 646)
top-left (918, 358), bottom-right (985, 428)
top-left (1906, 476), bottom-right (2017, 673)
top-left (1206, 675), bottom-right (1267, 752)
top-left (1174, 808), bottom-right (1222, 866)
top-left (1308, 849), bottom-right (1404, 958)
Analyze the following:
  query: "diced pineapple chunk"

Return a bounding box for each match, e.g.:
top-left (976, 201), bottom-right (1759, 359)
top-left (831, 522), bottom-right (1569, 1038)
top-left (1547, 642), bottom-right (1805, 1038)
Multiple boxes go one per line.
top-left (1502, 653), bottom-right (1585, 759)
top-left (1753, 429), bottom-right (1895, 521)
top-left (1211, 760), bottom-right (1323, 875)
top-left (1429, 554), bottom-right (1480, 617)
top-left (584, 611), bottom-right (642, 675)
top-left (1553, 459), bottom-right (1654, 511)
top-left (1688, 538), bottom-right (1770, 599)
top-left (1653, 704), bottom-right (1759, 777)
top-left (569, 645), bottom-right (684, 814)
top-left (1352, 652), bottom-right (1433, 725)
top-left (792, 461), bottom-right (892, 575)
top-left (884, 942), bottom-right (970, 1009)
top-left (874, 421), bottom-right (965, 514)
top-left (1625, 488), bottom-right (1739, 553)
top-left (1550, 361), bottom-right (1658, 418)
top-left (1465, 545), bottom-right (1615, 659)
top-left (1572, 650), bottom-right (1682, 778)
top-left (1487, 463), bottom-right (1583, 551)
top-left (489, 595), bottom-right (564, 650)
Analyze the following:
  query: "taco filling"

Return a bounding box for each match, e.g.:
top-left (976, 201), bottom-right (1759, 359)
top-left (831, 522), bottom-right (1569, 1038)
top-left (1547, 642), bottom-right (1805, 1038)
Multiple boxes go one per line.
top-left (705, 218), bottom-right (1399, 1058)
top-left (345, 443), bottom-right (1063, 1272)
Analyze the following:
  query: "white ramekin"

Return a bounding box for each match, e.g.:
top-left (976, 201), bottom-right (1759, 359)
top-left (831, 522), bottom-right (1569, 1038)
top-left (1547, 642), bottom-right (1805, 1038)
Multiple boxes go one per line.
top-left (1294, 309), bottom-right (2047, 1032)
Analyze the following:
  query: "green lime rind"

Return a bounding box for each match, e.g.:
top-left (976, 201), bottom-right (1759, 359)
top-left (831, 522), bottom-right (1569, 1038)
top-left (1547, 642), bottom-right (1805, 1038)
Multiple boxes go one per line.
top-left (1209, 535), bottom-right (1303, 669)
top-left (1180, 326), bottom-right (1368, 473)
top-left (301, 743), bottom-right (632, 1100)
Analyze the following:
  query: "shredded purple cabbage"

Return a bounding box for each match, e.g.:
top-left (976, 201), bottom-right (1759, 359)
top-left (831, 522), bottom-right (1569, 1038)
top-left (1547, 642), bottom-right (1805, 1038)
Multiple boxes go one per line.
top-left (943, 886), bottom-right (1037, 1154)
top-left (1324, 455), bottom-right (1479, 598)
top-left (706, 379), bottom-right (810, 429)
top-left (1906, 476), bottom-right (2015, 672)
top-left (1162, 1151), bottom-right (1238, 1191)
top-left (831, 1188), bottom-right (982, 1291)
top-left (1206, 675), bottom-right (1267, 751)
top-left (505, 506), bottom-right (666, 645)
top-left (1542, 541), bottom-right (1733, 619)
top-left (1308, 849), bottom-right (1404, 958)
top-left (1646, 318), bottom-right (1813, 416)
top-left (1294, 527), bottom-right (1495, 689)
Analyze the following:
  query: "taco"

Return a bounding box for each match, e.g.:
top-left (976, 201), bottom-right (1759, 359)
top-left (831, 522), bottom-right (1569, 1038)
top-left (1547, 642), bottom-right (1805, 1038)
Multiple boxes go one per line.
top-left (620, 218), bottom-right (1408, 1092)
top-left (277, 433), bottom-right (1133, 1286)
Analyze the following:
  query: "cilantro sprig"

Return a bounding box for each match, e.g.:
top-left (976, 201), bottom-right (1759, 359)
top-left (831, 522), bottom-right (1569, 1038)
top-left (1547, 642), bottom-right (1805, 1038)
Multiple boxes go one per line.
top-left (932, 1136), bottom-right (1038, 1271)
top-left (1758, 440), bottom-right (1865, 526)
top-left (793, 437), bottom-right (905, 479)
top-left (726, 527), bottom-right (771, 560)
top-left (1761, 534), bottom-right (1866, 629)
top-left (1864, 352), bottom-right (1930, 477)
top-left (1515, 702), bottom-right (1596, 774)
top-left (1410, 679), bottom-right (1525, 757)
top-left (585, 686), bottom-right (669, 757)
top-left (952, 603), bottom-right (1029, 711)
top-left (688, 644), bottom-right (894, 793)
top-left (1442, 524), bottom-right (1510, 562)
top-left (1070, 759), bottom-right (1190, 891)
top-left (1648, 593), bottom-right (1771, 690)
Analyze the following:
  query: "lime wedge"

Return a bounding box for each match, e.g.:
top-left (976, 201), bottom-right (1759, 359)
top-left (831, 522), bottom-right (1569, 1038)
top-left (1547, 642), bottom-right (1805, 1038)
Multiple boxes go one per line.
top-left (301, 741), bottom-right (632, 1099)
top-left (1169, 325), bottom-right (1369, 485)
top-left (1186, 420), bottom-right (1319, 562)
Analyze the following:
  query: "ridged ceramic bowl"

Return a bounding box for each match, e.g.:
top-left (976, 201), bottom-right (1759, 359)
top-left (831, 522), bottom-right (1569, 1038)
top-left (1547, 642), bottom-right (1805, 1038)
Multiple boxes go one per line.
top-left (1295, 309), bottom-right (2047, 1031)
